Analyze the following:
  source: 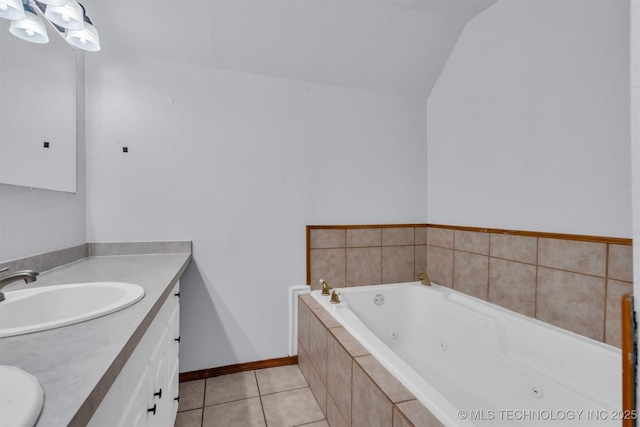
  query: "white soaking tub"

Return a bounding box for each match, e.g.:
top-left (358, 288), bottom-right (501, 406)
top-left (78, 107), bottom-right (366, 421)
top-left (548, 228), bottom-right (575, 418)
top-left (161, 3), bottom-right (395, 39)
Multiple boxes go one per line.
top-left (311, 282), bottom-right (622, 426)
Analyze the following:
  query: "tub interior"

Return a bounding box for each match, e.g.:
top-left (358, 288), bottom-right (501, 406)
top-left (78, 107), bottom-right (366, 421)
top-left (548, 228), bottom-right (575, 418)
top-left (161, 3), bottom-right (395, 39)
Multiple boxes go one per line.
top-left (313, 282), bottom-right (621, 425)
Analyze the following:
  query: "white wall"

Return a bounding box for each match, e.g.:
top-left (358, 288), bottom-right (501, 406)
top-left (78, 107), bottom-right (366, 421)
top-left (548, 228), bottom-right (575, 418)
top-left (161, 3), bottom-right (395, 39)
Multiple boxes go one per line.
top-left (85, 51), bottom-right (428, 371)
top-left (427, 0), bottom-right (631, 238)
top-left (0, 54), bottom-right (86, 261)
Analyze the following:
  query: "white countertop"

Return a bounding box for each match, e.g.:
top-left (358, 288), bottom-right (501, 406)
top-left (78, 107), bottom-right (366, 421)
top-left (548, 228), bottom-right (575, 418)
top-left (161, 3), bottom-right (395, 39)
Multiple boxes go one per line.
top-left (0, 252), bottom-right (191, 426)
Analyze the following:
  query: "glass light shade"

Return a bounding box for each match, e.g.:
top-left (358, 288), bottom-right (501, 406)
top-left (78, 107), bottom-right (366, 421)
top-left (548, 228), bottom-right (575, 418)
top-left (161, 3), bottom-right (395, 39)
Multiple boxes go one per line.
top-left (9, 10), bottom-right (49, 43)
top-left (66, 21), bottom-right (99, 51)
top-left (44, 0), bottom-right (83, 30)
top-left (0, 0), bottom-right (25, 20)
top-left (37, 0), bottom-right (67, 6)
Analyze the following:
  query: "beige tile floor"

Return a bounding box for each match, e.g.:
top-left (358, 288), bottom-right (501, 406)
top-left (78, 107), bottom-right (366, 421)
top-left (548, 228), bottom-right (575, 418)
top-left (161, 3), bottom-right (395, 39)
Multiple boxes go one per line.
top-left (175, 364), bottom-right (328, 427)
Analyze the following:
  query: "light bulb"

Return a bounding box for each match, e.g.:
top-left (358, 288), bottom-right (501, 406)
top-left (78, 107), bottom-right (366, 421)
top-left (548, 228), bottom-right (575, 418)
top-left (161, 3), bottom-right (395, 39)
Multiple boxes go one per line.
top-left (0, 0), bottom-right (25, 20)
top-left (44, 0), bottom-right (83, 30)
top-left (9, 10), bottom-right (48, 43)
top-left (65, 19), bottom-right (100, 51)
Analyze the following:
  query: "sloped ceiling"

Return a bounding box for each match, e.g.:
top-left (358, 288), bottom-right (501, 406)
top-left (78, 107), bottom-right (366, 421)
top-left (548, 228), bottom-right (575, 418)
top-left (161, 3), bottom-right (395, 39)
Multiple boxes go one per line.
top-left (89, 0), bottom-right (496, 97)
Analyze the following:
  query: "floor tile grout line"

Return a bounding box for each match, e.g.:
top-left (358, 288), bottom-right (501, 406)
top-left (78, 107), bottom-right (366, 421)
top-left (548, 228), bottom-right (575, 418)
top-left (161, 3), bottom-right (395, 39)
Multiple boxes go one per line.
top-left (200, 378), bottom-right (207, 427)
top-left (256, 370), bottom-right (269, 427)
top-left (260, 384), bottom-right (309, 397)
top-left (202, 394), bottom-right (262, 408)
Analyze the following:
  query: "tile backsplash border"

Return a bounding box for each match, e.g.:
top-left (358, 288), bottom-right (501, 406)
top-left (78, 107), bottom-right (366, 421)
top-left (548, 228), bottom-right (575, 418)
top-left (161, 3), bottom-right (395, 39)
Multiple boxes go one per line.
top-left (307, 224), bottom-right (633, 347)
top-left (307, 224), bottom-right (429, 289)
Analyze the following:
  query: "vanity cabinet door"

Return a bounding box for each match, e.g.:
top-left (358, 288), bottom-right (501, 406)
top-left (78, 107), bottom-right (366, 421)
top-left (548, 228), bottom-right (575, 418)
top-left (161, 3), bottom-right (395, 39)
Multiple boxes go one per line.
top-left (88, 281), bottom-right (181, 427)
top-left (119, 362), bottom-right (152, 427)
top-left (167, 286), bottom-right (180, 426)
top-left (168, 357), bottom-right (180, 425)
top-left (148, 325), bottom-right (168, 427)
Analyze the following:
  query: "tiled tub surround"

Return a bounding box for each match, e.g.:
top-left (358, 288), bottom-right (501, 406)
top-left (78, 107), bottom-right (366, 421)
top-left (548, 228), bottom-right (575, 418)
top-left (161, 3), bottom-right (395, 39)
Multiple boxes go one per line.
top-left (299, 286), bottom-right (620, 427)
top-left (297, 294), bottom-right (442, 427)
top-left (0, 243), bottom-right (191, 426)
top-left (307, 225), bottom-right (633, 347)
top-left (308, 225), bottom-right (428, 289)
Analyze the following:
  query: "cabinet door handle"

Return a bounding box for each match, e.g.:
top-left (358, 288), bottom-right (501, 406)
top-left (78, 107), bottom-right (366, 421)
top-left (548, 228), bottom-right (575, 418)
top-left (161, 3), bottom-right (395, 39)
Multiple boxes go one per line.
top-left (175, 336), bottom-right (180, 343)
top-left (147, 403), bottom-right (157, 415)
top-left (174, 396), bottom-right (180, 402)
top-left (154, 388), bottom-right (162, 399)
top-left (174, 292), bottom-right (180, 298)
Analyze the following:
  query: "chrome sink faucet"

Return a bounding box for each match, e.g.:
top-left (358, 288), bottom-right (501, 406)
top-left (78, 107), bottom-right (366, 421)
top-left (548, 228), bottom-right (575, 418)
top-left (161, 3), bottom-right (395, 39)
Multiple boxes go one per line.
top-left (0, 267), bottom-right (39, 302)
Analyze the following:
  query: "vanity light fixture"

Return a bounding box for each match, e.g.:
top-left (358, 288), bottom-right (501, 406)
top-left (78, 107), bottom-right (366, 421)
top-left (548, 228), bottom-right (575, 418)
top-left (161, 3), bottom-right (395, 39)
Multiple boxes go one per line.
top-left (36, 0), bottom-right (65, 6)
top-left (0, 0), bottom-right (100, 51)
top-left (44, 0), bottom-right (83, 30)
top-left (65, 5), bottom-right (98, 51)
top-left (9, 1), bottom-right (47, 43)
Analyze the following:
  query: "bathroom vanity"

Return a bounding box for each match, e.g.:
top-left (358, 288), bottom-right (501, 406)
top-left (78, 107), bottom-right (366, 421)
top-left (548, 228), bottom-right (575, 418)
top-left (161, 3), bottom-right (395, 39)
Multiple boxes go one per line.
top-left (88, 281), bottom-right (181, 427)
top-left (0, 245), bottom-right (191, 426)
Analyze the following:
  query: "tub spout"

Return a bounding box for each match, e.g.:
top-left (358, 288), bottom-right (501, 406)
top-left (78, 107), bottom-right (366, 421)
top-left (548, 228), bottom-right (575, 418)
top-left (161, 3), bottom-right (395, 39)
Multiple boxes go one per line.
top-left (418, 272), bottom-right (431, 286)
top-left (320, 279), bottom-right (331, 296)
top-left (330, 290), bottom-right (341, 304)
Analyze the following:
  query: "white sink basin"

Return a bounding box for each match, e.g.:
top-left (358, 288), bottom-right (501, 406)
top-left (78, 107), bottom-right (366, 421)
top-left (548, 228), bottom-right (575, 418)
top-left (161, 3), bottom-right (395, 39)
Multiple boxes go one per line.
top-left (0, 365), bottom-right (44, 426)
top-left (0, 282), bottom-right (145, 338)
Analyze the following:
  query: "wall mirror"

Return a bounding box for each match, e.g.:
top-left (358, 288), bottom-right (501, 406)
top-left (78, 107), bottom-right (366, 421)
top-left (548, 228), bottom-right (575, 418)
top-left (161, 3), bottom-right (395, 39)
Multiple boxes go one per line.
top-left (0, 23), bottom-right (77, 193)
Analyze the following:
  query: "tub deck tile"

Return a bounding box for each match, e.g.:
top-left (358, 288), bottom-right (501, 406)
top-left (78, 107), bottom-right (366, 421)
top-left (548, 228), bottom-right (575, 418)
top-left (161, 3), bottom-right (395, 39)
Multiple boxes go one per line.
top-left (309, 313), bottom-right (329, 381)
top-left (298, 298), bottom-right (312, 353)
top-left (354, 355), bottom-right (415, 404)
top-left (312, 307), bottom-right (342, 329)
top-left (327, 333), bottom-right (354, 425)
top-left (352, 362), bottom-right (394, 427)
top-left (298, 343), bottom-right (311, 384)
top-left (309, 363), bottom-right (328, 416)
top-left (326, 394), bottom-right (349, 427)
top-left (395, 400), bottom-right (445, 427)
top-left (329, 327), bottom-right (369, 358)
top-left (300, 293), bottom-right (322, 310)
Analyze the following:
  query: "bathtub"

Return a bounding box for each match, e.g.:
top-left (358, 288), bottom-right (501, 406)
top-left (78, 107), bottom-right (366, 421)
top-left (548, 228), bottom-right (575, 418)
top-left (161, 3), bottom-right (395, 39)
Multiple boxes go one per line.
top-left (310, 282), bottom-right (622, 426)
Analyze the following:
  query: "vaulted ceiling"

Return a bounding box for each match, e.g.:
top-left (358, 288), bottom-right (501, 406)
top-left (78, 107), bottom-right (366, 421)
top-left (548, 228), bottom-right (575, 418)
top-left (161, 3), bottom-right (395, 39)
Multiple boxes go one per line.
top-left (89, 0), bottom-right (496, 97)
